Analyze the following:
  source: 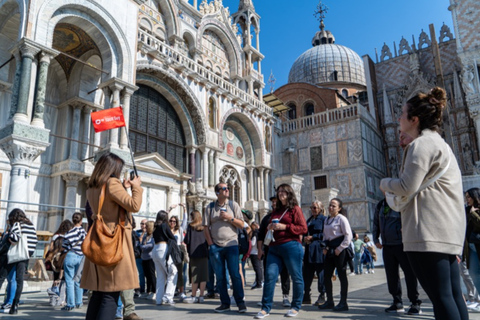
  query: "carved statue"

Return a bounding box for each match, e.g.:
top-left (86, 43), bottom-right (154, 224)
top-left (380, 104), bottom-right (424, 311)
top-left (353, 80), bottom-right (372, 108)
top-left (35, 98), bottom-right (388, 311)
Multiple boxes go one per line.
top-left (461, 67), bottom-right (475, 95)
top-left (187, 179), bottom-right (197, 195)
top-left (196, 178), bottom-right (205, 195)
top-left (199, 0), bottom-right (207, 15)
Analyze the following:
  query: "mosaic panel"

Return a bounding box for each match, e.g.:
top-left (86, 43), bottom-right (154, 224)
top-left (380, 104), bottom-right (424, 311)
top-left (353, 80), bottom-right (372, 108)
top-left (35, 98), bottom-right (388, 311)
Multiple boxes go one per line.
top-left (338, 141), bottom-right (348, 167)
top-left (348, 140), bottom-right (363, 164)
top-left (309, 146), bottom-right (322, 171)
top-left (324, 142), bottom-right (338, 168)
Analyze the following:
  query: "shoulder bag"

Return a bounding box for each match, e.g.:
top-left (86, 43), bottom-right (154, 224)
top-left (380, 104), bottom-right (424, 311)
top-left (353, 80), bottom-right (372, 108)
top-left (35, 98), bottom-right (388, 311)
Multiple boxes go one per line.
top-left (8, 222), bottom-right (30, 264)
top-left (81, 184), bottom-right (125, 267)
top-left (386, 147), bottom-right (451, 212)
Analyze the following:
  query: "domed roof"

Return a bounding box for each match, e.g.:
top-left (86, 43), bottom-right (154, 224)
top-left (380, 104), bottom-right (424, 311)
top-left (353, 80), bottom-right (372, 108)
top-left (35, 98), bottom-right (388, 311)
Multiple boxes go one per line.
top-left (288, 24), bottom-right (366, 87)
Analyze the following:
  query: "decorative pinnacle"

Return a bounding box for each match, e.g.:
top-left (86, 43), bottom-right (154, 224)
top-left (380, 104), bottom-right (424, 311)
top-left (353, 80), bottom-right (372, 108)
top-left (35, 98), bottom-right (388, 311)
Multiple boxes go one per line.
top-left (268, 70), bottom-right (276, 93)
top-left (314, 1), bottom-right (329, 30)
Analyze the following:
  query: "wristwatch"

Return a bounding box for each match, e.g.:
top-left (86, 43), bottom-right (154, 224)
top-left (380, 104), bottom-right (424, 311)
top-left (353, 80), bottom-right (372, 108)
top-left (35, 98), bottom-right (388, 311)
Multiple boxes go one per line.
top-left (231, 218), bottom-right (235, 222)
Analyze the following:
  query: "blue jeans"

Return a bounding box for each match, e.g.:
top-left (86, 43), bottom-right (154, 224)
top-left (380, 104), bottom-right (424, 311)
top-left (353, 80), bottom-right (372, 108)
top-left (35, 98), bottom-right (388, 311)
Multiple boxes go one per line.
top-left (262, 241), bottom-right (304, 313)
top-left (64, 252), bottom-right (84, 307)
top-left (136, 258), bottom-right (145, 292)
top-left (354, 252), bottom-right (363, 274)
top-left (5, 267), bottom-right (17, 305)
top-left (209, 244), bottom-right (244, 306)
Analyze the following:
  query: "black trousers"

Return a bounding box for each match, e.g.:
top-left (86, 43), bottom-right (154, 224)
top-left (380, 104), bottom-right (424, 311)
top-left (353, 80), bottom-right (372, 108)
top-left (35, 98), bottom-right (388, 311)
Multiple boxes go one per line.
top-left (250, 254), bottom-right (264, 285)
top-left (263, 247), bottom-right (290, 295)
top-left (6, 259), bottom-right (28, 302)
top-left (406, 252), bottom-right (468, 320)
top-left (324, 249), bottom-right (348, 303)
top-left (303, 260), bottom-right (325, 298)
top-left (383, 244), bottom-right (420, 305)
top-left (141, 259), bottom-right (156, 293)
top-left (86, 291), bottom-right (120, 320)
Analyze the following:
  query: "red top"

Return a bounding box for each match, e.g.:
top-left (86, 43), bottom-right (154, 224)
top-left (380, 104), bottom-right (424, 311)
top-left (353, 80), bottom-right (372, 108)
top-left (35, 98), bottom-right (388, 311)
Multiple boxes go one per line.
top-left (269, 205), bottom-right (307, 246)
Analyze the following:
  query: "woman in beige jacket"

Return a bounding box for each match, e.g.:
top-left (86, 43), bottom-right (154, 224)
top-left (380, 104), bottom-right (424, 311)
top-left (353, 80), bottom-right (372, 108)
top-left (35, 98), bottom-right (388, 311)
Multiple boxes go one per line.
top-left (380, 87), bottom-right (467, 320)
top-left (81, 153), bottom-right (143, 320)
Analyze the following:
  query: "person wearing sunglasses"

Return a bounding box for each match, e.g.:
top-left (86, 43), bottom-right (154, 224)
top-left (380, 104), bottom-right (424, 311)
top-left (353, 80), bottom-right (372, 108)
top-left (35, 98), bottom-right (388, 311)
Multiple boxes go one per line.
top-left (203, 183), bottom-right (246, 313)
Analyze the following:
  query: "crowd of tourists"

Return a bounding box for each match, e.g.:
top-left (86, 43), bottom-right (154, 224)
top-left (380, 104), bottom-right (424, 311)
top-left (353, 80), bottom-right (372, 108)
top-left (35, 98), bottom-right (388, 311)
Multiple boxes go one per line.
top-left (0, 87), bottom-right (478, 320)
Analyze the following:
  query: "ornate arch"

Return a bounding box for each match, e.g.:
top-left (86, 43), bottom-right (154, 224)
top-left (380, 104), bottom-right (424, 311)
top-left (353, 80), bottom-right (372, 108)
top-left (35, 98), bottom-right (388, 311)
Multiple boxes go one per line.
top-left (0, 0), bottom-right (25, 39)
top-left (136, 61), bottom-right (207, 146)
top-left (157, 0), bottom-right (180, 40)
top-left (33, 1), bottom-right (133, 82)
top-left (196, 19), bottom-right (243, 77)
top-left (219, 108), bottom-right (265, 166)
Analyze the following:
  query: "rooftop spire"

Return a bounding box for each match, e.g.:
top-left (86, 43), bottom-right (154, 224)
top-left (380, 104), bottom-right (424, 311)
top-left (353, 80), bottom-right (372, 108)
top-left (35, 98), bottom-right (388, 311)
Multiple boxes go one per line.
top-left (312, 1), bottom-right (335, 46)
top-left (238, 0), bottom-right (255, 11)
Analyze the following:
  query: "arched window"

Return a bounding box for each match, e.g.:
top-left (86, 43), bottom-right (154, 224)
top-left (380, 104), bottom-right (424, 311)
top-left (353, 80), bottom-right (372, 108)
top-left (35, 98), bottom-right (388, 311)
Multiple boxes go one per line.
top-left (342, 89), bottom-right (349, 99)
top-left (220, 167), bottom-right (241, 204)
top-left (208, 97), bottom-right (216, 129)
top-left (288, 104), bottom-right (296, 120)
top-left (305, 103), bottom-right (314, 116)
top-left (129, 84), bottom-right (186, 172)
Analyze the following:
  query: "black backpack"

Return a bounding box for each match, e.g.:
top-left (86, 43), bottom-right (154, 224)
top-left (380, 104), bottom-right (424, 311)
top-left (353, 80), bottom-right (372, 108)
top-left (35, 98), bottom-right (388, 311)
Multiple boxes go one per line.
top-left (167, 238), bottom-right (184, 265)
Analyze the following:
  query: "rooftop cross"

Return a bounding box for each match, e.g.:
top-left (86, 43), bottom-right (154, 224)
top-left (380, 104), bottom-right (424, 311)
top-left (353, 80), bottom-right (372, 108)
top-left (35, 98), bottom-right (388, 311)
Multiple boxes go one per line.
top-left (314, 1), bottom-right (329, 30)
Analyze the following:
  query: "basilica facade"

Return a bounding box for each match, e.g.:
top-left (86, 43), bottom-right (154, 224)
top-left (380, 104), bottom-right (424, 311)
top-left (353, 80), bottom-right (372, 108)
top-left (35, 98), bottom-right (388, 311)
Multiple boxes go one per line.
top-left (0, 0), bottom-right (479, 234)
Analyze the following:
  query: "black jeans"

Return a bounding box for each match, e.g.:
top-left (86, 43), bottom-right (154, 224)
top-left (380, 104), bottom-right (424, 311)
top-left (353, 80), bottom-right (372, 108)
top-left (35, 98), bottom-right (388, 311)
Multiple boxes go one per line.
top-left (324, 249), bottom-right (348, 303)
top-left (303, 260), bottom-right (325, 298)
top-left (250, 254), bottom-right (264, 285)
top-left (383, 244), bottom-right (420, 305)
top-left (6, 259), bottom-right (28, 302)
top-left (141, 259), bottom-right (156, 293)
top-left (263, 246), bottom-right (290, 295)
top-left (406, 252), bottom-right (468, 320)
top-left (86, 291), bottom-right (120, 320)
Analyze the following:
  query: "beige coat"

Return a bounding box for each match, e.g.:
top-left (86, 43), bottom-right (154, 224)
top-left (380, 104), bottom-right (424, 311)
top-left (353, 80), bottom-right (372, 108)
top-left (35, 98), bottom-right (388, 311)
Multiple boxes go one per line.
top-left (80, 178), bottom-right (143, 292)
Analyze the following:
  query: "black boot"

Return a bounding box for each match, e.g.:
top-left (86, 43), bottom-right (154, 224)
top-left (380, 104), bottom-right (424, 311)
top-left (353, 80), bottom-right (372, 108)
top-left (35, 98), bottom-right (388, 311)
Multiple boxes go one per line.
top-left (333, 301), bottom-right (348, 312)
top-left (8, 300), bottom-right (18, 314)
top-left (302, 293), bottom-right (311, 304)
top-left (318, 300), bottom-right (334, 310)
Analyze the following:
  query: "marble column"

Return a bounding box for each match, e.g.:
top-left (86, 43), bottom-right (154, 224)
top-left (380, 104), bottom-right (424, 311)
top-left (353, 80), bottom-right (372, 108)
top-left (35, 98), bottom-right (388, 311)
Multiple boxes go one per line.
top-left (189, 147), bottom-right (196, 181)
top-left (166, 186), bottom-right (173, 212)
top-left (82, 107), bottom-right (92, 160)
top-left (258, 167), bottom-right (265, 201)
top-left (31, 52), bottom-right (52, 128)
top-left (62, 173), bottom-right (83, 220)
top-left (214, 151), bottom-right (219, 185)
top-left (203, 148), bottom-right (209, 190)
top-left (248, 167), bottom-right (254, 201)
top-left (208, 150), bottom-right (214, 187)
top-left (69, 106), bottom-right (82, 160)
top-left (13, 45), bottom-right (39, 123)
top-left (4, 142), bottom-right (47, 214)
top-left (8, 52), bottom-right (21, 121)
top-left (264, 169), bottom-right (270, 200)
top-left (108, 83), bottom-right (123, 148)
top-left (120, 87), bottom-right (135, 149)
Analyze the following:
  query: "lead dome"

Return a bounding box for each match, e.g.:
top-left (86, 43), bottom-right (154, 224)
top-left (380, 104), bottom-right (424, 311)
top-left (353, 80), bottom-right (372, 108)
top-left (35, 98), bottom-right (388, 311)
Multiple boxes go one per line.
top-left (288, 22), bottom-right (366, 87)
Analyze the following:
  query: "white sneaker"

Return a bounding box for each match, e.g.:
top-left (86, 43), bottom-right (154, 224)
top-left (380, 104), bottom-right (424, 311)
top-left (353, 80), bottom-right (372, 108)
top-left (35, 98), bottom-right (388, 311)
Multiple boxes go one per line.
top-left (197, 296), bottom-right (204, 303)
top-left (371, 270), bottom-right (375, 274)
top-left (183, 296), bottom-right (198, 304)
top-left (468, 304), bottom-right (480, 313)
top-left (466, 301), bottom-right (478, 308)
top-left (254, 310), bottom-right (270, 319)
top-left (349, 272), bottom-right (356, 276)
top-left (285, 309), bottom-right (299, 317)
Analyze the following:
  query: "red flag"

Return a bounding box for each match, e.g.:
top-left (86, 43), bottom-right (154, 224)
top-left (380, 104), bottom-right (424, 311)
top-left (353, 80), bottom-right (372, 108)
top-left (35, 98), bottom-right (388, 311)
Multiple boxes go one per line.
top-left (91, 106), bottom-right (126, 133)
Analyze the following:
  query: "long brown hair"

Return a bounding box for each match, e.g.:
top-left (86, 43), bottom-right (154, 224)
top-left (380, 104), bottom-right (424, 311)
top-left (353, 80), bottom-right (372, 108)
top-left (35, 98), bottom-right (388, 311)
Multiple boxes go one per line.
top-left (276, 183), bottom-right (299, 210)
top-left (88, 152), bottom-right (124, 188)
top-left (189, 210), bottom-right (204, 231)
top-left (8, 208), bottom-right (33, 226)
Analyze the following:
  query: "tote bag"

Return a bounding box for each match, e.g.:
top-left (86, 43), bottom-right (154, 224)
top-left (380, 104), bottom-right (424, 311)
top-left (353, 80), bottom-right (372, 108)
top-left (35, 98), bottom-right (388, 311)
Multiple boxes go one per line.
top-left (8, 223), bottom-right (30, 263)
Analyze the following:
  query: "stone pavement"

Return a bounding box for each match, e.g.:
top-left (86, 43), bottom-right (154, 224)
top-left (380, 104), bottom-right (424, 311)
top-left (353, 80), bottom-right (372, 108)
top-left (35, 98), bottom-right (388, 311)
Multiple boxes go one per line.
top-left (4, 267), bottom-right (480, 320)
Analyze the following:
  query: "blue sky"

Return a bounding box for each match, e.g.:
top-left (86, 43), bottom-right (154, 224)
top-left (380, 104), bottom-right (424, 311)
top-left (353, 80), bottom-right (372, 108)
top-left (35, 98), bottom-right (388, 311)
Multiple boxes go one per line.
top-left (223, 0), bottom-right (453, 93)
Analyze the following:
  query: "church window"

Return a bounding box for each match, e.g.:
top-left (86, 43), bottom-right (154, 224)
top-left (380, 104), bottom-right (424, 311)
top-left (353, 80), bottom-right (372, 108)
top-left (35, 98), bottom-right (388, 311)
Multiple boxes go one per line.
top-left (208, 97), bottom-right (216, 129)
top-left (305, 103), bottom-right (314, 116)
top-left (313, 175), bottom-right (327, 189)
top-left (288, 104), bottom-right (296, 120)
top-left (129, 84), bottom-right (186, 172)
top-left (342, 89), bottom-right (348, 99)
top-left (310, 146), bottom-right (323, 170)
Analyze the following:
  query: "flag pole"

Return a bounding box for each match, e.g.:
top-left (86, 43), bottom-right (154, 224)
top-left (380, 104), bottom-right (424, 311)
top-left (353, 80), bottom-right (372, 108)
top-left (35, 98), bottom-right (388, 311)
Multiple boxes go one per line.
top-left (123, 124), bottom-right (138, 177)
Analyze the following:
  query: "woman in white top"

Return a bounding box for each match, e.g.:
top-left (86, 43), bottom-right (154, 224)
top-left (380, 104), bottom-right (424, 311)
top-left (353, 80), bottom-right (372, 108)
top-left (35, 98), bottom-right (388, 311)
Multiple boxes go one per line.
top-left (380, 87), bottom-right (467, 320)
top-left (318, 198), bottom-right (352, 312)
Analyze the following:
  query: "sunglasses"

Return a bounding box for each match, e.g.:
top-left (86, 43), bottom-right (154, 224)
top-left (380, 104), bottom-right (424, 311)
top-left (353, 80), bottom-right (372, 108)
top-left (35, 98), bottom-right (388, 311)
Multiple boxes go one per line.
top-left (220, 187), bottom-right (229, 191)
top-left (169, 220), bottom-right (176, 223)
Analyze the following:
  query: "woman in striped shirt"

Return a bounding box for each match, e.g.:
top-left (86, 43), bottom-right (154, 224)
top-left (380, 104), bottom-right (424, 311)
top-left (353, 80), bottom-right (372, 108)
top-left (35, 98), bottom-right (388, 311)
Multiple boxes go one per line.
top-left (62, 212), bottom-right (87, 311)
top-left (6, 208), bottom-right (38, 314)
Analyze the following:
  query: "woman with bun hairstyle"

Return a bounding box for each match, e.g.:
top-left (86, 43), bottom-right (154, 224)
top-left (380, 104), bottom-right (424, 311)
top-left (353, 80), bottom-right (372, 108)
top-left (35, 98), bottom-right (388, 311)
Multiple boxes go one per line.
top-left (81, 152), bottom-right (143, 320)
top-left (380, 87), bottom-right (467, 320)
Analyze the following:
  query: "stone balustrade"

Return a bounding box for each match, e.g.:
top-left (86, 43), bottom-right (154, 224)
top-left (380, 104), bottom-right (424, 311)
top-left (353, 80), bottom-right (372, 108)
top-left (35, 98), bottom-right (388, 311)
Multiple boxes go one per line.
top-left (137, 29), bottom-right (273, 117)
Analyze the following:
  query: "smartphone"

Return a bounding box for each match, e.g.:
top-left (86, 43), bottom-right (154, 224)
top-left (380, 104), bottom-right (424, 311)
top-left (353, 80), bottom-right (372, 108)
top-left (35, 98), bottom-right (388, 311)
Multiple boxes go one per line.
top-left (130, 170), bottom-right (135, 180)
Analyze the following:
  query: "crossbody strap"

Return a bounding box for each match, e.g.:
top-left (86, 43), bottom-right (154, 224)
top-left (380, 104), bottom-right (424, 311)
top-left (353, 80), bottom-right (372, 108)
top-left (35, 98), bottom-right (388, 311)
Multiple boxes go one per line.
top-left (97, 184), bottom-right (106, 219)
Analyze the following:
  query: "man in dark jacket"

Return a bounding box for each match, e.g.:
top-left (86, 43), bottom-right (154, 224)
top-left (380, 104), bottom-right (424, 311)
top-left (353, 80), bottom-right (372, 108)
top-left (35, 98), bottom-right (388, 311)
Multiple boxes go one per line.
top-left (372, 198), bottom-right (422, 315)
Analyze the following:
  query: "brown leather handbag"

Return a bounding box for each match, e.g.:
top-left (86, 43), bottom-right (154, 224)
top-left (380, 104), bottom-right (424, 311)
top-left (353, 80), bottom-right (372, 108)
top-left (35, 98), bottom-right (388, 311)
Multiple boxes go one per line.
top-left (81, 184), bottom-right (125, 267)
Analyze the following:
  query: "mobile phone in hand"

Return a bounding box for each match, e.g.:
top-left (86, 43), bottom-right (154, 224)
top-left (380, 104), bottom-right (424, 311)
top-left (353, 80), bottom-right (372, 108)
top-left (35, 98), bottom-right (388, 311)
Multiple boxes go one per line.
top-left (130, 170), bottom-right (135, 180)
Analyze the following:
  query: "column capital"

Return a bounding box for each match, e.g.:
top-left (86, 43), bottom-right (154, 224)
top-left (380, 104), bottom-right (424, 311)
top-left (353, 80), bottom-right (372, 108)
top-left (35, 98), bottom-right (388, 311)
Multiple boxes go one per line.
top-left (0, 138), bottom-right (48, 167)
top-left (62, 172), bottom-right (84, 187)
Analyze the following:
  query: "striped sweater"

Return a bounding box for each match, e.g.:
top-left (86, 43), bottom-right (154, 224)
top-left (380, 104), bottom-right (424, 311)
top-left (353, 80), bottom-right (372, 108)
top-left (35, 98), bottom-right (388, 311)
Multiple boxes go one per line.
top-left (9, 222), bottom-right (38, 258)
top-left (62, 226), bottom-right (87, 255)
